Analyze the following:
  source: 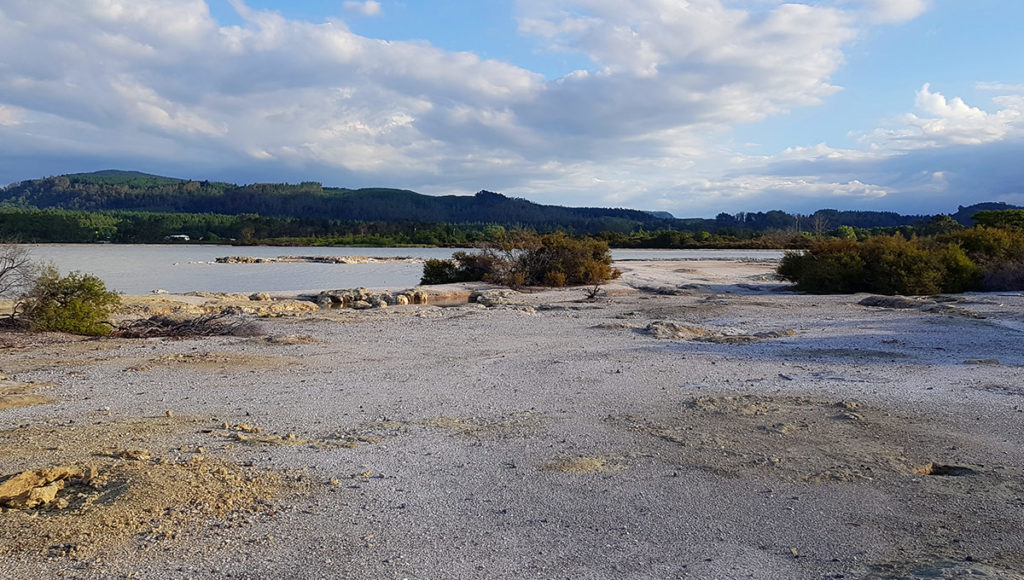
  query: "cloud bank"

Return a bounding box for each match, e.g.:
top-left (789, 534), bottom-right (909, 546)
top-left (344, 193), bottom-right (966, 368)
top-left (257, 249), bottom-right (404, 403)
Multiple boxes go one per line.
top-left (0, 0), bottom-right (1019, 215)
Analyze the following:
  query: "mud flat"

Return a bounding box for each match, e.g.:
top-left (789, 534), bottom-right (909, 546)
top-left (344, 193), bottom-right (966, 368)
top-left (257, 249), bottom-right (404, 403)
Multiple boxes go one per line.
top-left (1, 258), bottom-right (1023, 579)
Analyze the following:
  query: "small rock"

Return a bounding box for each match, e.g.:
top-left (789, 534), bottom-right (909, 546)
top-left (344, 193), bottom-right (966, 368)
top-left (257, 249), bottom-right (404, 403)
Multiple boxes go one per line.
top-left (964, 359), bottom-right (1000, 365)
top-left (858, 295), bottom-right (924, 309)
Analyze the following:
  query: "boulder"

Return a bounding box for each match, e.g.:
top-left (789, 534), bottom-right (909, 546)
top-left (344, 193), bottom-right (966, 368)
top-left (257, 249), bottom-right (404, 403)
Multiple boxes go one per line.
top-left (470, 289), bottom-right (521, 307)
top-left (645, 321), bottom-right (711, 340)
top-left (0, 466), bottom-right (83, 509)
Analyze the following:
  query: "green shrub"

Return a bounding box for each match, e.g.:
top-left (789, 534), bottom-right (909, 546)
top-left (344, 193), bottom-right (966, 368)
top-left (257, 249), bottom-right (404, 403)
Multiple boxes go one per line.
top-left (859, 235), bottom-right (944, 295)
top-left (777, 235), bottom-right (982, 295)
top-left (776, 240), bottom-right (866, 294)
top-left (515, 233), bottom-right (617, 287)
top-left (18, 267), bottom-right (121, 335)
top-left (939, 227), bottom-right (1024, 291)
top-left (420, 258), bottom-right (463, 285)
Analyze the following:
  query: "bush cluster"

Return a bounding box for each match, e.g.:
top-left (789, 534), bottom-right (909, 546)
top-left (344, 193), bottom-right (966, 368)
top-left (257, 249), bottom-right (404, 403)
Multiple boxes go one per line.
top-left (778, 227), bottom-right (1024, 295)
top-left (421, 232), bottom-right (620, 288)
top-left (939, 227), bottom-right (1024, 291)
top-left (777, 236), bottom-right (981, 295)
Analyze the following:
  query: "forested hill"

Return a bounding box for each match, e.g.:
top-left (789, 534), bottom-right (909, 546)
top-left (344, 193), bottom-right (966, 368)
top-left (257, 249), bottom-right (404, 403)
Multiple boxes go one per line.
top-left (2, 171), bottom-right (1017, 235)
top-left (0, 171), bottom-right (670, 232)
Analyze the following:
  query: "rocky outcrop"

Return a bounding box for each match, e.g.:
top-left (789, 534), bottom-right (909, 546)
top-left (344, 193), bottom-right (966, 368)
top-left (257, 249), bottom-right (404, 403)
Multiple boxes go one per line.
top-left (469, 289), bottom-right (522, 307)
top-left (316, 287), bottom-right (479, 309)
top-left (597, 320), bottom-right (797, 343)
top-left (316, 287), bottom-right (431, 309)
top-left (0, 466), bottom-right (84, 509)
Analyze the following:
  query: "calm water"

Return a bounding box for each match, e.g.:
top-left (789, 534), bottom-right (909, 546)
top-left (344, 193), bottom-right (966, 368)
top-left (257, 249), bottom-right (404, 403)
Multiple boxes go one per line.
top-left (22, 244), bottom-right (785, 294)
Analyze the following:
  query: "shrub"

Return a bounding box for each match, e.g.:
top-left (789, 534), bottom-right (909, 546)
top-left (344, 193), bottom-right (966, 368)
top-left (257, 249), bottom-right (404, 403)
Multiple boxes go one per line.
top-left (777, 235), bottom-right (982, 295)
top-left (776, 240), bottom-right (865, 294)
top-left (939, 227), bottom-right (1024, 291)
top-left (518, 233), bottom-right (619, 287)
top-left (939, 227), bottom-right (1024, 264)
top-left (18, 267), bottom-right (121, 335)
top-left (420, 259), bottom-right (463, 285)
top-left (859, 235), bottom-right (945, 295)
top-left (419, 232), bottom-right (620, 288)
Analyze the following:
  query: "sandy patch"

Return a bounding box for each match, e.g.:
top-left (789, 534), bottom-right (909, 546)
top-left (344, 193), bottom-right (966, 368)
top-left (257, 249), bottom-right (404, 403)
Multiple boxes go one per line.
top-left (0, 379), bottom-right (57, 410)
top-left (124, 351), bottom-right (300, 373)
top-left (539, 456), bottom-right (627, 474)
top-left (0, 457), bottom-right (292, 560)
top-left (609, 395), bottom-right (981, 481)
top-left (351, 412), bottom-right (543, 442)
top-left (0, 415), bottom-right (307, 562)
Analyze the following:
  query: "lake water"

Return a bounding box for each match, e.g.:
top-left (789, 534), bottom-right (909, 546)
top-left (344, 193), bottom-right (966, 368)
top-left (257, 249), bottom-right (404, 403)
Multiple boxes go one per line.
top-left (21, 244), bottom-right (786, 294)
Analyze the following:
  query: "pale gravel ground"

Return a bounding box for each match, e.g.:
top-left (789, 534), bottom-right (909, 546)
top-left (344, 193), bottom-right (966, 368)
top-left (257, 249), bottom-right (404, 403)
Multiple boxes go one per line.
top-left (2, 259), bottom-right (1024, 579)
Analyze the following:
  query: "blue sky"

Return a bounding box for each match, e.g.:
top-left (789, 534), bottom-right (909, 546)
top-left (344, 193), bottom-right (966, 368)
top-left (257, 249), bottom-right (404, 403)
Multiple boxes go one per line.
top-left (1, 1), bottom-right (1022, 217)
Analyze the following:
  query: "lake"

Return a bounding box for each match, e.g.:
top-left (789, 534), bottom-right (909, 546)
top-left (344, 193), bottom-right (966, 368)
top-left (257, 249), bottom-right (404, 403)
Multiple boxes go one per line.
top-left (20, 244), bottom-right (786, 294)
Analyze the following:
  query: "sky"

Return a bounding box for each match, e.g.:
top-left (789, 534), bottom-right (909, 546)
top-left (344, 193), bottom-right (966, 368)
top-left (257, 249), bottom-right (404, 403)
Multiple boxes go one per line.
top-left (1, 0), bottom-right (1022, 217)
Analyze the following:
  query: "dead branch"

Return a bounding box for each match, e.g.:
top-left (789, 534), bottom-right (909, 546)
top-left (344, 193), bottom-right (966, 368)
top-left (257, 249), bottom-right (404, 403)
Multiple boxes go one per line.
top-left (112, 312), bottom-right (262, 339)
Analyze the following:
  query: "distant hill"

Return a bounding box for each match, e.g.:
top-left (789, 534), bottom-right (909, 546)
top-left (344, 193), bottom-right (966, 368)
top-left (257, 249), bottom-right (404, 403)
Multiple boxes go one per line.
top-left (645, 211), bottom-right (676, 219)
top-left (0, 171), bottom-right (673, 234)
top-left (2, 170), bottom-right (1016, 234)
top-left (951, 202), bottom-right (1024, 225)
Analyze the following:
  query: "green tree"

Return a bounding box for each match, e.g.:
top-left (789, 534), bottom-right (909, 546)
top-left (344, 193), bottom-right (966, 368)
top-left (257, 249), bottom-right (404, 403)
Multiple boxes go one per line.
top-left (973, 209), bottom-right (1024, 231)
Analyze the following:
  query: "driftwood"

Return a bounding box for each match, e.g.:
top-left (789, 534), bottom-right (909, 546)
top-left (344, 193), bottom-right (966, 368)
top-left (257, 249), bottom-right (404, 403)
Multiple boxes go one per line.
top-left (113, 312), bottom-right (261, 339)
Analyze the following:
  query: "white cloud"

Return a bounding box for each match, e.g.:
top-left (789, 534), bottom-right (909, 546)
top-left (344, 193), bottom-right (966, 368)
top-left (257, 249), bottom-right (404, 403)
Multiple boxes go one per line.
top-left (854, 0), bottom-right (928, 24)
top-left (682, 175), bottom-right (888, 204)
top-left (976, 82), bottom-right (1024, 93)
top-left (864, 84), bottom-right (1024, 149)
top-left (0, 104), bottom-right (25, 127)
top-left (342, 1), bottom-right (382, 17)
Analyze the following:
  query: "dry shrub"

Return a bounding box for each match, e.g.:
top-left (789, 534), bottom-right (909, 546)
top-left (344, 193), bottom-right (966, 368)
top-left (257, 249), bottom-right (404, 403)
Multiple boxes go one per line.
top-left (420, 232), bottom-right (619, 288)
top-left (113, 312), bottom-right (261, 339)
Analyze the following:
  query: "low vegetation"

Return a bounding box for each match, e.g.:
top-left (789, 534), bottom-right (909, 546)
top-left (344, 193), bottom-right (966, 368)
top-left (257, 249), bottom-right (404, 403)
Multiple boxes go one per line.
top-left (0, 246), bottom-right (121, 336)
top-left (778, 220), bottom-right (1024, 294)
top-left (16, 266), bottom-right (121, 335)
top-left (421, 232), bottom-right (620, 288)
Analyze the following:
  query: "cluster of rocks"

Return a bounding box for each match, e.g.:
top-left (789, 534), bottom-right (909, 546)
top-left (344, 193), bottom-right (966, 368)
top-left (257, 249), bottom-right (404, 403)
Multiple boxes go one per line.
top-left (0, 466), bottom-right (84, 510)
top-left (314, 287), bottom-right (523, 310)
top-left (315, 288), bottom-right (431, 309)
top-left (215, 255), bottom-right (417, 264)
top-left (469, 289), bottom-right (521, 307)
